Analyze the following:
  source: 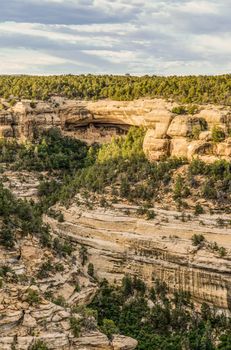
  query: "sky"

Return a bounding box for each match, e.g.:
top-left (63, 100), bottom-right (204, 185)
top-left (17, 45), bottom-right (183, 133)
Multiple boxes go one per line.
top-left (0, 0), bottom-right (230, 75)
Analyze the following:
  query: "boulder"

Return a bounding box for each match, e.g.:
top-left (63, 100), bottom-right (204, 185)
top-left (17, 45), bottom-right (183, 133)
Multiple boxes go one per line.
top-left (167, 116), bottom-right (206, 138)
top-left (13, 102), bottom-right (32, 114)
top-left (215, 138), bottom-right (231, 158)
top-left (112, 335), bottom-right (138, 350)
top-left (199, 131), bottom-right (212, 141)
top-left (144, 109), bottom-right (173, 134)
top-left (187, 141), bottom-right (214, 160)
top-left (143, 130), bottom-right (170, 161)
top-left (73, 331), bottom-right (110, 349)
top-left (170, 138), bottom-right (189, 158)
top-left (196, 109), bottom-right (231, 131)
top-left (22, 313), bottom-right (37, 328)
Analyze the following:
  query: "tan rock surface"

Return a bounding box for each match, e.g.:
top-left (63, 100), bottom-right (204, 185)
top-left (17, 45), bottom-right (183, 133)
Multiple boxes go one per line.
top-left (167, 115), bottom-right (205, 138)
top-left (143, 131), bottom-right (170, 161)
top-left (0, 98), bottom-right (230, 162)
top-left (47, 203), bottom-right (231, 313)
top-left (170, 138), bottom-right (189, 158)
top-left (112, 335), bottom-right (138, 350)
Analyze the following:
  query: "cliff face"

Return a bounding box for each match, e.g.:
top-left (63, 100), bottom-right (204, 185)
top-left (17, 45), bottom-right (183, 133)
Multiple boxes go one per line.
top-left (0, 98), bottom-right (230, 162)
top-left (47, 203), bottom-right (231, 314)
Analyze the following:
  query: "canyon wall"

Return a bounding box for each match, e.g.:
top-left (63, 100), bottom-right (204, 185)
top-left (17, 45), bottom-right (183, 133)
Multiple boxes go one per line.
top-left (0, 98), bottom-right (230, 162)
top-left (47, 204), bottom-right (231, 314)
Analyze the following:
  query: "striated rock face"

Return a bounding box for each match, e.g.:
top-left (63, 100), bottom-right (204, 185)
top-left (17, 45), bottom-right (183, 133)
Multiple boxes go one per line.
top-left (0, 233), bottom-right (137, 350)
top-left (0, 98), bottom-right (230, 161)
top-left (46, 203), bottom-right (231, 314)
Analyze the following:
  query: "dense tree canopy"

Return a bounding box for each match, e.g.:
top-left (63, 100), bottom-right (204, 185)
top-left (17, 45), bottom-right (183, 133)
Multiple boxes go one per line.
top-left (90, 277), bottom-right (231, 350)
top-left (0, 74), bottom-right (231, 105)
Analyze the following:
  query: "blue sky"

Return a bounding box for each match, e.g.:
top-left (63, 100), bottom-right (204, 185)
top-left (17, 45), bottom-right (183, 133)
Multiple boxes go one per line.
top-left (0, 0), bottom-right (230, 75)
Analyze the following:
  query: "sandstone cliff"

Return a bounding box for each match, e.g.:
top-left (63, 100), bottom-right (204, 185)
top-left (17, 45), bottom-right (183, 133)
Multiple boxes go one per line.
top-left (46, 201), bottom-right (231, 314)
top-left (0, 98), bottom-right (230, 162)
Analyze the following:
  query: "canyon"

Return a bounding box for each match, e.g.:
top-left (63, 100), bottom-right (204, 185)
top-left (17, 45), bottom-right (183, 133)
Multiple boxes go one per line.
top-left (0, 97), bottom-right (231, 349)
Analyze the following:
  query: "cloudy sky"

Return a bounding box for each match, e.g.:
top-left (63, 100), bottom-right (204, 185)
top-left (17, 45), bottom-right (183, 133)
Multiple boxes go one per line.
top-left (0, 0), bottom-right (230, 75)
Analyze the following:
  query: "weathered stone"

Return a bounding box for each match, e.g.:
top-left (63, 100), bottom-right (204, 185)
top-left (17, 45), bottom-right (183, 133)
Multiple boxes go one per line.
top-left (22, 313), bottom-right (37, 328)
top-left (73, 332), bottom-right (110, 349)
top-left (167, 115), bottom-right (205, 138)
top-left (170, 138), bottom-right (189, 158)
top-left (215, 138), bottom-right (231, 158)
top-left (47, 205), bottom-right (231, 313)
top-left (187, 141), bottom-right (214, 160)
top-left (143, 130), bottom-right (170, 161)
top-left (112, 335), bottom-right (138, 350)
top-left (199, 131), bottom-right (212, 141)
top-left (0, 336), bottom-right (15, 350)
top-left (197, 108), bottom-right (231, 131)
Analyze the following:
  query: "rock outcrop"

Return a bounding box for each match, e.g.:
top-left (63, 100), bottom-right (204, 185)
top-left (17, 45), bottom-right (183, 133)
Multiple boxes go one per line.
top-left (0, 98), bottom-right (230, 162)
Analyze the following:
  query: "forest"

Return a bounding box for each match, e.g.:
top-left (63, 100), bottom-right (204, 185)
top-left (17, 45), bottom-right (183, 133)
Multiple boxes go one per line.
top-left (89, 277), bottom-right (231, 350)
top-left (0, 74), bottom-right (231, 105)
top-left (0, 127), bottom-right (230, 212)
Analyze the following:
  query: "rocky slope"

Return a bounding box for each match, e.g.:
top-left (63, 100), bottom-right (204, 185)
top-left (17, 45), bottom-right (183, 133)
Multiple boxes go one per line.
top-left (0, 98), bottom-right (230, 162)
top-left (0, 176), bottom-right (138, 350)
top-left (0, 235), bottom-right (137, 350)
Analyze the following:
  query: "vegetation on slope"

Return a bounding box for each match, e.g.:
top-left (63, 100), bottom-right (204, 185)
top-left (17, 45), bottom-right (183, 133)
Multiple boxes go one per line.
top-left (0, 183), bottom-right (51, 248)
top-left (0, 127), bottom-right (230, 212)
top-left (90, 276), bottom-right (231, 350)
top-left (0, 74), bottom-right (231, 104)
top-left (0, 128), bottom-right (88, 172)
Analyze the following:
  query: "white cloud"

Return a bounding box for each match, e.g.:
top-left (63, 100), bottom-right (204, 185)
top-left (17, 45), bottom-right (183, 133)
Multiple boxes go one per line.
top-left (179, 1), bottom-right (219, 14)
top-left (0, 48), bottom-right (67, 74)
top-left (0, 0), bottom-right (230, 75)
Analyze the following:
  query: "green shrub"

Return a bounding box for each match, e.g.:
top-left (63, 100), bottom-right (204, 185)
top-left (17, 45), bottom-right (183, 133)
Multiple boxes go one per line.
top-left (87, 263), bottom-right (95, 277)
top-left (187, 105), bottom-right (199, 115)
top-left (79, 245), bottom-right (88, 266)
top-left (218, 247), bottom-right (227, 257)
top-left (101, 319), bottom-right (119, 340)
top-left (53, 238), bottom-right (73, 257)
top-left (202, 180), bottom-right (217, 199)
top-left (211, 126), bottom-right (226, 143)
top-left (194, 203), bottom-right (204, 216)
top-left (171, 106), bottom-right (187, 115)
top-left (26, 289), bottom-right (41, 305)
top-left (146, 210), bottom-right (156, 220)
top-left (52, 295), bottom-right (66, 307)
top-left (0, 74), bottom-right (231, 105)
top-left (31, 340), bottom-right (49, 350)
top-left (70, 317), bottom-right (81, 338)
top-left (191, 234), bottom-right (205, 246)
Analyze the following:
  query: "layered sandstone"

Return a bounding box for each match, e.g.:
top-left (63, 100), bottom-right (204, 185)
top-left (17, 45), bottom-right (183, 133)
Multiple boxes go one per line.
top-left (46, 202), bottom-right (231, 314)
top-left (0, 98), bottom-right (230, 162)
